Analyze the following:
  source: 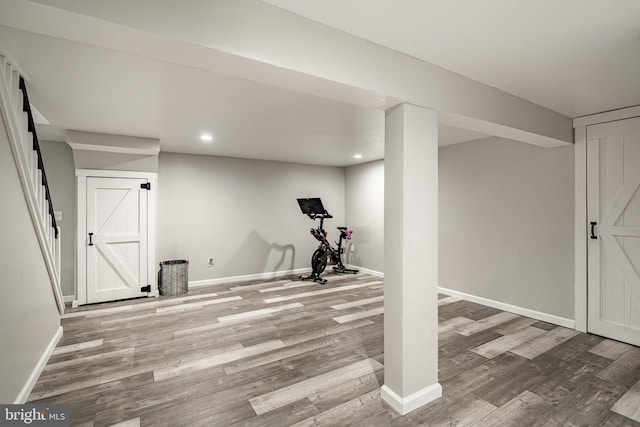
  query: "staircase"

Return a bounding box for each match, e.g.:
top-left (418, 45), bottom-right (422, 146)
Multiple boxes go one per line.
top-left (0, 56), bottom-right (64, 315)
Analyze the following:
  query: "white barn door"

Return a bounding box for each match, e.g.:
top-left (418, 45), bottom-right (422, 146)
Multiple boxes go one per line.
top-left (86, 177), bottom-right (149, 303)
top-left (587, 116), bottom-right (640, 346)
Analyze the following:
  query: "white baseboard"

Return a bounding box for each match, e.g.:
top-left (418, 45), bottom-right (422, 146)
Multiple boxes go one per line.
top-left (438, 287), bottom-right (576, 329)
top-left (348, 265), bottom-right (384, 278)
top-left (189, 268), bottom-right (312, 288)
top-left (15, 325), bottom-right (63, 404)
top-left (63, 294), bottom-right (75, 303)
top-left (381, 383), bottom-right (442, 415)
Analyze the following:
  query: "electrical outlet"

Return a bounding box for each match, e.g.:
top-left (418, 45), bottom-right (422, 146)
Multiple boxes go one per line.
top-left (54, 210), bottom-right (63, 222)
top-left (207, 257), bottom-right (214, 267)
top-left (350, 244), bottom-right (355, 253)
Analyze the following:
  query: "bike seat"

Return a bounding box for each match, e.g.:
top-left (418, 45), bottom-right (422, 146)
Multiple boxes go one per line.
top-left (337, 226), bottom-right (347, 230)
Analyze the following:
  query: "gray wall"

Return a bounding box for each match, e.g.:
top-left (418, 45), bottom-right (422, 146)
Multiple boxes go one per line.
top-left (439, 137), bottom-right (575, 319)
top-left (34, 146), bottom-right (347, 296)
top-left (40, 140), bottom-right (76, 297)
top-left (157, 153), bottom-right (345, 281)
top-left (0, 117), bottom-right (60, 402)
top-left (345, 160), bottom-right (384, 272)
top-left (343, 137), bottom-right (575, 319)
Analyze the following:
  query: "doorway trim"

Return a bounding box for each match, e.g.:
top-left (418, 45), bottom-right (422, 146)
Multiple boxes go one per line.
top-left (574, 105), bottom-right (640, 333)
top-left (75, 169), bottom-right (158, 305)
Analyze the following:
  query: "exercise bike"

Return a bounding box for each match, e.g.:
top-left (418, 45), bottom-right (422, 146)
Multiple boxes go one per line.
top-left (297, 198), bottom-right (359, 284)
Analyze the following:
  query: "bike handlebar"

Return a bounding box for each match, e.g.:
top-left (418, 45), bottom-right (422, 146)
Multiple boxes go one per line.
top-left (309, 213), bottom-right (333, 219)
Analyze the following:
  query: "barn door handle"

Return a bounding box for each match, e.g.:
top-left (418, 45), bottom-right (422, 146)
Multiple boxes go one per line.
top-left (590, 222), bottom-right (598, 240)
top-left (88, 232), bottom-right (94, 246)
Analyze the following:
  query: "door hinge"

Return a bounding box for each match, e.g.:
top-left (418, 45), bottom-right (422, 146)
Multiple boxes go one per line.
top-left (141, 285), bottom-right (151, 293)
top-left (140, 183), bottom-right (151, 190)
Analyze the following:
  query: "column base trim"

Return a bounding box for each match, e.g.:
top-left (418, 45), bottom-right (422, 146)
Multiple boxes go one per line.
top-left (381, 383), bottom-right (442, 416)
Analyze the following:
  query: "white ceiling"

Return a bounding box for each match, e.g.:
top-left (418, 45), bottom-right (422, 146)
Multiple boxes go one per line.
top-left (264, 0), bottom-right (640, 118)
top-left (0, 25), bottom-right (387, 166)
top-left (2, 0), bottom-right (635, 167)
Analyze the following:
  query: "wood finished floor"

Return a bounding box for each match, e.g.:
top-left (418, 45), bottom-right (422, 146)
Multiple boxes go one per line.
top-left (29, 273), bottom-right (640, 426)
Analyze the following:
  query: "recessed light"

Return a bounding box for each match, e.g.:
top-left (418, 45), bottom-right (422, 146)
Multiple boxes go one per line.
top-left (354, 154), bottom-right (363, 159)
top-left (200, 134), bottom-right (213, 142)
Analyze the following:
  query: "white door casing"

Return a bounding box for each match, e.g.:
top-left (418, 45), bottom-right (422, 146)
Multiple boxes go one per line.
top-left (76, 170), bottom-right (157, 305)
top-left (587, 116), bottom-right (640, 346)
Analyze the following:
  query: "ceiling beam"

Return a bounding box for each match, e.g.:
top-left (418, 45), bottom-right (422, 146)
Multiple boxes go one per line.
top-left (6, 0), bottom-right (573, 146)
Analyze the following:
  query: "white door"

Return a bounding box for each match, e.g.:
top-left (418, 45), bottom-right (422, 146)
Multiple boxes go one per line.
top-left (86, 177), bottom-right (149, 303)
top-left (587, 116), bottom-right (640, 346)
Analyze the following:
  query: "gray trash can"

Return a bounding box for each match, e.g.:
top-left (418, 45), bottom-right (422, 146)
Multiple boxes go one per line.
top-left (159, 259), bottom-right (189, 296)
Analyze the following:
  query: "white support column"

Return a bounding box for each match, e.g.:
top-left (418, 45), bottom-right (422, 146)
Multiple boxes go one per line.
top-left (381, 103), bottom-right (441, 415)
